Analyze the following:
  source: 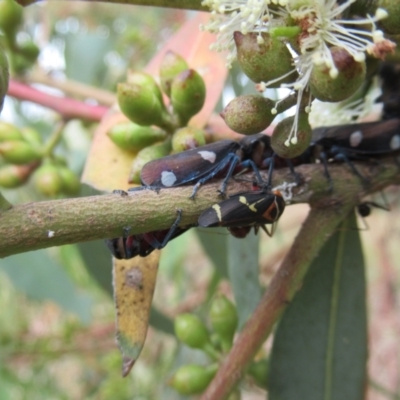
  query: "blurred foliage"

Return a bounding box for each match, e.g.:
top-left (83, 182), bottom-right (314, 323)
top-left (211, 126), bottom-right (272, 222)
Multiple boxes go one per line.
top-left (269, 212), bottom-right (367, 399)
top-left (0, 1), bottom-right (399, 400)
top-left (0, 3), bottom-right (190, 399)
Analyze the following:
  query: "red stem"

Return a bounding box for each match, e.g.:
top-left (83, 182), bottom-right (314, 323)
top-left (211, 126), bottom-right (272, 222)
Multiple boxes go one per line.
top-left (7, 80), bottom-right (109, 122)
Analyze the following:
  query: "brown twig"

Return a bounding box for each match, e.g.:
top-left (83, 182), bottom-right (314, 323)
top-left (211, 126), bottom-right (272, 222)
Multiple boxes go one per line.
top-left (0, 159), bottom-right (398, 258)
top-left (200, 160), bottom-right (400, 399)
top-left (16, 0), bottom-right (207, 10)
top-left (201, 204), bottom-right (354, 399)
top-left (27, 71), bottom-right (116, 107)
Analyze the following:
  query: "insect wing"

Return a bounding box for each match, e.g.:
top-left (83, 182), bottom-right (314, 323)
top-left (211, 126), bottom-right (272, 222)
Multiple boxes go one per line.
top-left (113, 227), bottom-right (190, 259)
top-left (140, 140), bottom-right (240, 187)
top-left (312, 119), bottom-right (400, 155)
top-left (105, 235), bottom-right (144, 259)
top-left (199, 191), bottom-right (285, 228)
top-left (105, 237), bottom-right (124, 259)
top-left (141, 226), bottom-right (189, 255)
top-left (378, 63), bottom-right (400, 120)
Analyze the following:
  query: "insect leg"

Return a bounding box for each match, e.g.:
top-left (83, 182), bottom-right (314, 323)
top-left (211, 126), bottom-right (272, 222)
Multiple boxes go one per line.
top-left (333, 152), bottom-right (369, 186)
top-left (104, 226), bottom-right (133, 259)
top-left (105, 235), bottom-right (136, 259)
top-left (238, 159), bottom-right (266, 187)
top-left (285, 159), bottom-right (302, 185)
top-left (189, 153), bottom-right (239, 199)
top-left (143, 209), bottom-right (183, 250)
top-left (112, 189), bottom-right (129, 196)
top-left (319, 151), bottom-right (334, 192)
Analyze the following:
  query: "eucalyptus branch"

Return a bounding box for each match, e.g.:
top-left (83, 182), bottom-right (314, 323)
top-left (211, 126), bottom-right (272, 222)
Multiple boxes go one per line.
top-left (200, 161), bottom-right (400, 400)
top-left (7, 80), bottom-right (109, 122)
top-left (201, 202), bottom-right (354, 400)
top-left (0, 191), bottom-right (12, 211)
top-left (42, 121), bottom-right (66, 157)
top-left (0, 159), bottom-right (398, 259)
top-left (28, 71), bottom-right (116, 107)
top-left (16, 0), bottom-right (207, 11)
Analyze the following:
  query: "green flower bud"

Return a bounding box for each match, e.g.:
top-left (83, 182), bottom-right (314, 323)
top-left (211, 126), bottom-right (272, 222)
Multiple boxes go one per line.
top-left (0, 121), bottom-right (22, 142)
top-left (271, 111), bottom-right (312, 158)
top-left (108, 122), bottom-right (166, 152)
top-left (58, 167), bottom-right (80, 195)
top-left (235, 32), bottom-right (296, 85)
top-left (209, 295), bottom-right (238, 347)
top-left (170, 364), bottom-right (217, 395)
top-left (248, 359), bottom-right (269, 389)
top-left (174, 314), bottom-right (210, 349)
top-left (20, 127), bottom-right (42, 146)
top-left (0, 163), bottom-right (31, 188)
top-left (33, 164), bottom-right (63, 196)
top-left (170, 69), bottom-right (206, 126)
top-left (18, 40), bottom-right (40, 63)
top-left (309, 46), bottom-right (366, 102)
top-left (0, 0), bottom-right (23, 38)
top-left (0, 140), bottom-right (42, 164)
top-left (172, 126), bottom-right (206, 152)
top-left (221, 95), bottom-right (275, 135)
top-left (126, 70), bottom-right (163, 105)
top-left (159, 51), bottom-right (189, 97)
top-left (129, 140), bottom-right (171, 184)
top-left (117, 82), bottom-right (172, 130)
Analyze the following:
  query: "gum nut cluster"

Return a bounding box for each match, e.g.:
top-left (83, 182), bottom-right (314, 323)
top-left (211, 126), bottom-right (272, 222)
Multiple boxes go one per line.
top-left (113, 52), bottom-right (207, 183)
top-left (201, 0), bottom-right (396, 156)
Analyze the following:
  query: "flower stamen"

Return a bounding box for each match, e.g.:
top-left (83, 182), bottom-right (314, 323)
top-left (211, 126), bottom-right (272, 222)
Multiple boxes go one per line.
top-left (202, 0), bottom-right (395, 143)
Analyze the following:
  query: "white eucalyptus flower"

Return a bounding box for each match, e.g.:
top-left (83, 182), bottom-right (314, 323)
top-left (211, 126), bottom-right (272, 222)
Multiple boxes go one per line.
top-left (201, 0), bottom-right (287, 67)
top-left (308, 78), bottom-right (383, 128)
top-left (202, 0), bottom-right (395, 144)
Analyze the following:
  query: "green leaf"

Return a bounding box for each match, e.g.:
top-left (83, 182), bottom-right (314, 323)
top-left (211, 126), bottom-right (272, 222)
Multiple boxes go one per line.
top-left (159, 229), bottom-right (191, 276)
top-left (227, 233), bottom-right (261, 329)
top-left (78, 240), bottom-right (113, 296)
top-left (0, 375), bottom-right (11, 400)
top-left (0, 250), bottom-right (93, 323)
top-left (197, 228), bottom-right (228, 278)
top-left (268, 211), bottom-right (367, 400)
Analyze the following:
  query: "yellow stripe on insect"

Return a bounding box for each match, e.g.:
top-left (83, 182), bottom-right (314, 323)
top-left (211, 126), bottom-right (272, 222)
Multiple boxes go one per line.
top-left (239, 195), bottom-right (258, 212)
top-left (212, 204), bottom-right (222, 221)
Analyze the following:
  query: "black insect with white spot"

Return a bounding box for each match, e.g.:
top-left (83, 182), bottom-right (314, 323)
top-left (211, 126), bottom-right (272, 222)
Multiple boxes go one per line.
top-left (305, 118), bottom-right (400, 184)
top-left (311, 118), bottom-right (400, 156)
top-left (141, 118), bottom-right (400, 200)
top-left (378, 62), bottom-right (400, 120)
top-left (140, 134), bottom-right (274, 199)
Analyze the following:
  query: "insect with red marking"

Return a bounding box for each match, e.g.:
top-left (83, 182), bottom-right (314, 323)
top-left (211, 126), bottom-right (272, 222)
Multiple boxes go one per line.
top-left (105, 209), bottom-right (192, 259)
